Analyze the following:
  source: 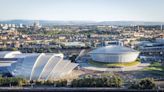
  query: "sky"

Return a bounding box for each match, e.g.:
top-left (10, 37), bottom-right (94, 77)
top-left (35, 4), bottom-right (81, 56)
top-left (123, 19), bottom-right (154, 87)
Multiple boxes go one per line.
top-left (0, 0), bottom-right (164, 22)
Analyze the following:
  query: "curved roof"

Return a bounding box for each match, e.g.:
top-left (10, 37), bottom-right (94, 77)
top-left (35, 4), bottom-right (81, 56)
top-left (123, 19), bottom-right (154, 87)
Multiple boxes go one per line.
top-left (89, 46), bottom-right (139, 54)
top-left (0, 51), bottom-right (21, 58)
top-left (6, 52), bottom-right (78, 80)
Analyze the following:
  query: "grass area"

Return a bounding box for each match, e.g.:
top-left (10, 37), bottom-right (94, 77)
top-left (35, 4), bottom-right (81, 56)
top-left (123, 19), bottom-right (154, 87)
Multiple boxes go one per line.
top-left (144, 62), bottom-right (164, 71)
top-left (88, 60), bottom-right (140, 68)
top-left (143, 62), bottom-right (164, 76)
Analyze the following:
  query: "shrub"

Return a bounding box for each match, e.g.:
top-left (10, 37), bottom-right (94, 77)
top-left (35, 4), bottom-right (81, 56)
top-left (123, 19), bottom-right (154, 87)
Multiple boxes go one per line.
top-left (129, 78), bottom-right (156, 89)
top-left (71, 75), bottom-right (123, 87)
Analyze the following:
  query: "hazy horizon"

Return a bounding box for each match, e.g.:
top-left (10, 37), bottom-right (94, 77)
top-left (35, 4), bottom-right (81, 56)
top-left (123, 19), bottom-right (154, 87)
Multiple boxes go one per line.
top-left (1, 19), bottom-right (164, 23)
top-left (0, 0), bottom-right (164, 22)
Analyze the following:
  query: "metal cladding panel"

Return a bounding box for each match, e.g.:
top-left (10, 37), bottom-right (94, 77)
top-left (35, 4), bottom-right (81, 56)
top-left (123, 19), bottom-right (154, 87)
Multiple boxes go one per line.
top-left (6, 52), bottom-right (77, 81)
top-left (39, 56), bottom-right (62, 80)
top-left (30, 54), bottom-right (53, 80)
top-left (0, 51), bottom-right (21, 58)
top-left (47, 60), bottom-right (70, 80)
top-left (62, 63), bottom-right (78, 74)
top-left (89, 46), bottom-right (139, 54)
top-left (4, 51), bottom-right (22, 58)
top-left (91, 52), bottom-right (139, 63)
top-left (48, 62), bottom-right (78, 80)
top-left (8, 59), bottom-right (23, 76)
top-left (19, 55), bottom-right (39, 80)
top-left (89, 46), bottom-right (140, 63)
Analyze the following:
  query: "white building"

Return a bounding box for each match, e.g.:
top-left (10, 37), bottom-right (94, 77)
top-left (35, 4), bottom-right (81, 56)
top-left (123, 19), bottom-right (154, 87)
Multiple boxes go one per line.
top-left (89, 46), bottom-right (139, 63)
top-left (0, 51), bottom-right (78, 80)
top-left (61, 42), bottom-right (86, 47)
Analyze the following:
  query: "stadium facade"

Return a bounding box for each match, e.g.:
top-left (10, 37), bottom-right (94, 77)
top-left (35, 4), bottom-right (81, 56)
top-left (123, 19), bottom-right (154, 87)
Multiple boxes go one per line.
top-left (0, 51), bottom-right (78, 80)
top-left (89, 46), bottom-right (140, 63)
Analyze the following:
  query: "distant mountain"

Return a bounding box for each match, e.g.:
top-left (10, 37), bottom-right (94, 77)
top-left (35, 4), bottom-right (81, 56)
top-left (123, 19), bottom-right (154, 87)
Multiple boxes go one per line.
top-left (0, 20), bottom-right (164, 26)
top-left (98, 21), bottom-right (164, 26)
top-left (0, 20), bottom-right (97, 25)
top-left (0, 20), bottom-right (34, 25)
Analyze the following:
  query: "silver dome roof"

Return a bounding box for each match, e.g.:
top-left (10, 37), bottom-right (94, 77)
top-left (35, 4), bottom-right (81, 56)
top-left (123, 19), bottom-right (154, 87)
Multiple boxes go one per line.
top-left (89, 46), bottom-right (139, 54)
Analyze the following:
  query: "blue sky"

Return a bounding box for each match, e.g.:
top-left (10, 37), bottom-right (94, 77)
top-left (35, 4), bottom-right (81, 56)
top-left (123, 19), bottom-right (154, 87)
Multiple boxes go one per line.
top-left (0, 0), bottom-right (164, 21)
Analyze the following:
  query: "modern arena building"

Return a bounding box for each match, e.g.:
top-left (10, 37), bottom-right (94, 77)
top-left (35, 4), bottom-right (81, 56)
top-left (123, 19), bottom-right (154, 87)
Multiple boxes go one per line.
top-left (0, 51), bottom-right (78, 80)
top-left (89, 46), bottom-right (140, 63)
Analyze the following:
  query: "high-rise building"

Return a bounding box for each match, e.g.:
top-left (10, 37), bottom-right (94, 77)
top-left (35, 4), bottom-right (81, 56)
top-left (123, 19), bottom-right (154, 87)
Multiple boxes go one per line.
top-left (161, 24), bottom-right (163, 31)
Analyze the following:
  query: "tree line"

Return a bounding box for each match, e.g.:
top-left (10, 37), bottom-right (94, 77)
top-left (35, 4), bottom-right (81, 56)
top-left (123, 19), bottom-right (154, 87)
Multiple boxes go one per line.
top-left (0, 76), bottom-right (157, 89)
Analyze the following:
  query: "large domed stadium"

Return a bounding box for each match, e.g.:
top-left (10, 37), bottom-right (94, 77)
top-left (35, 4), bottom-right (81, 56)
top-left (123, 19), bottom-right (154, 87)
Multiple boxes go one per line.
top-left (89, 46), bottom-right (140, 63)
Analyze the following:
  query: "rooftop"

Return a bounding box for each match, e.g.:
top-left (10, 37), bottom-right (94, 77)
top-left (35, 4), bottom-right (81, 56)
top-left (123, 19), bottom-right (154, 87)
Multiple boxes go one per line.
top-left (89, 46), bottom-right (139, 54)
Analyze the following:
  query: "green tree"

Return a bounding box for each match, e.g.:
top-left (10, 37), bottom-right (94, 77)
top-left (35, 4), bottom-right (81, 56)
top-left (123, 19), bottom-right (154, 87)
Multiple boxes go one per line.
top-left (0, 77), bottom-right (27, 87)
top-left (69, 55), bottom-right (77, 62)
top-left (55, 80), bottom-right (67, 87)
top-left (71, 75), bottom-right (123, 87)
top-left (35, 80), bottom-right (43, 86)
top-left (139, 78), bottom-right (156, 89)
top-left (129, 78), bottom-right (156, 89)
top-left (43, 80), bottom-right (54, 86)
